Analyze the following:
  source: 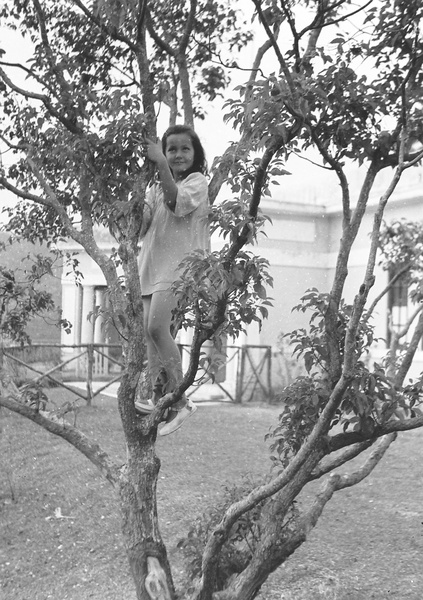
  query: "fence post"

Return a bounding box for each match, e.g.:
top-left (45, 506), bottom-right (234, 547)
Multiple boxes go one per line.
top-left (235, 346), bottom-right (245, 404)
top-left (86, 344), bottom-right (94, 406)
top-left (267, 346), bottom-right (272, 402)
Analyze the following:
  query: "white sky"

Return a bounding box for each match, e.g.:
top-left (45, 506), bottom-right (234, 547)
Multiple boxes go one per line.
top-left (1, 4), bottom-right (420, 223)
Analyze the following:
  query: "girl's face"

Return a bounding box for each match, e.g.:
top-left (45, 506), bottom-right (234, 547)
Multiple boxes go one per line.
top-left (165, 133), bottom-right (195, 180)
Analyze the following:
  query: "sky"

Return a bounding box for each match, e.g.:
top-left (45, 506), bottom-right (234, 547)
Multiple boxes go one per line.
top-left (0, 27), bottom-right (32, 218)
top-left (1, 2), bottom-right (419, 224)
top-left (0, 3), bottom-right (342, 220)
top-left (0, 3), bottom-right (334, 220)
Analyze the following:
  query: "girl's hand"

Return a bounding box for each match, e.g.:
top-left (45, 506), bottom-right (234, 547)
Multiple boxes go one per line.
top-left (143, 138), bottom-right (166, 165)
top-left (141, 135), bottom-right (177, 210)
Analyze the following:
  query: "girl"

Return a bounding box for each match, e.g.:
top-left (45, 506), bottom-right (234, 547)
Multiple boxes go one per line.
top-left (136, 125), bottom-right (209, 436)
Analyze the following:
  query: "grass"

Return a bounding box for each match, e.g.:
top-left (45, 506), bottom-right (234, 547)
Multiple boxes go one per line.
top-left (1, 389), bottom-right (422, 600)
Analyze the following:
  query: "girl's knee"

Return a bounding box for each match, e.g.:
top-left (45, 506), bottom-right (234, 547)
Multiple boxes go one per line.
top-left (146, 319), bottom-right (167, 343)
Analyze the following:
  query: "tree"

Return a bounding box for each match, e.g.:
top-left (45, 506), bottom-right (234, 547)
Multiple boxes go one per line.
top-left (144, 0), bottom-right (253, 125)
top-left (0, 240), bottom-right (58, 347)
top-left (1, 1), bottom-right (423, 599)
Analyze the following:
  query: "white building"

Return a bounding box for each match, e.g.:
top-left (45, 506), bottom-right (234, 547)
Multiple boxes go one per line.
top-left (60, 164), bottom-right (423, 396)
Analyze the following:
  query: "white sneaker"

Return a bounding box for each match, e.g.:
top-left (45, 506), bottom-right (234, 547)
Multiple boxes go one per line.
top-left (158, 400), bottom-right (197, 436)
top-left (134, 401), bottom-right (154, 415)
top-left (135, 399), bottom-right (171, 423)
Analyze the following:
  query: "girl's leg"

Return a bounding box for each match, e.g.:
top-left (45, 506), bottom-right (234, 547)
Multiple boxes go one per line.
top-left (142, 290), bottom-right (197, 435)
top-left (145, 290), bottom-right (185, 408)
top-left (142, 295), bottom-right (163, 400)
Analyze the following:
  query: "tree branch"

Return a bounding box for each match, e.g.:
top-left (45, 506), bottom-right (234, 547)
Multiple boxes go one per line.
top-left (145, 8), bottom-right (175, 56)
top-left (0, 380), bottom-right (120, 485)
top-left (297, 432), bottom-right (395, 538)
top-left (251, 0), bottom-right (297, 99)
top-left (71, 0), bottom-right (138, 52)
top-left (213, 450), bottom-right (322, 600)
top-left (224, 133), bottom-right (289, 264)
top-left (329, 415), bottom-right (423, 452)
top-left (180, 0), bottom-right (198, 52)
top-left (404, 147), bottom-right (423, 168)
top-left (309, 439), bottom-right (375, 480)
top-left (392, 303), bottom-right (423, 342)
top-left (32, 0), bottom-right (71, 93)
top-left (343, 143), bottom-right (411, 373)
top-left (0, 59), bottom-right (55, 95)
top-left (365, 264), bottom-right (410, 322)
top-left (136, 0), bottom-right (148, 44)
top-left (298, 0), bottom-right (374, 37)
top-left (197, 372), bottom-right (353, 594)
top-left (307, 122), bottom-right (351, 225)
top-left (0, 175), bottom-right (48, 205)
top-left (208, 30), bottom-right (279, 204)
top-left (0, 65), bottom-right (50, 103)
top-left (0, 65), bottom-right (83, 135)
top-left (25, 155), bottom-right (86, 241)
top-left (394, 309), bottom-right (423, 387)
top-left (280, 0), bottom-right (300, 63)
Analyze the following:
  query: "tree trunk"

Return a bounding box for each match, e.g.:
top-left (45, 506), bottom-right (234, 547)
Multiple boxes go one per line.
top-left (118, 439), bottom-right (176, 600)
top-left (177, 54), bottom-right (194, 127)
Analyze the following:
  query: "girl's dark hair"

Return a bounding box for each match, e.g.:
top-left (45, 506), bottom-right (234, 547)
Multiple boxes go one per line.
top-left (161, 124), bottom-right (207, 178)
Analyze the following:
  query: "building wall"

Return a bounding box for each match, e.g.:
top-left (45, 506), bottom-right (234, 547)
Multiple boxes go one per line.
top-left (255, 200), bottom-right (333, 347)
top-left (57, 166), bottom-right (423, 384)
top-left (256, 173), bottom-right (423, 381)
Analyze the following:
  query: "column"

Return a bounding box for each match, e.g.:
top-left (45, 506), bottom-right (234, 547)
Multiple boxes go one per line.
top-left (94, 288), bottom-right (108, 375)
top-left (78, 285), bottom-right (95, 377)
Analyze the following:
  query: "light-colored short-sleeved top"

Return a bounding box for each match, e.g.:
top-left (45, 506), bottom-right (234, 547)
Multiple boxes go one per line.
top-left (138, 172), bottom-right (209, 295)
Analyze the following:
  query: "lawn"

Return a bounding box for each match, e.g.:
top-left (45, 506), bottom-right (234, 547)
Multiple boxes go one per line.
top-left (1, 389), bottom-right (422, 600)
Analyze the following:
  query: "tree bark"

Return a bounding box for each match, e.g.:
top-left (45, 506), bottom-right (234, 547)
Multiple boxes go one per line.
top-left (118, 444), bottom-right (176, 600)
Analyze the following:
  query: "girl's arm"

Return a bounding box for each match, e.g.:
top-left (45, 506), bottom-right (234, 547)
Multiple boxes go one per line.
top-left (144, 139), bottom-right (177, 211)
top-left (139, 194), bottom-right (154, 238)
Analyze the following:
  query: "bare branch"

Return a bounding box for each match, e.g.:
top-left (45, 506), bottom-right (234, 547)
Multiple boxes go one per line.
top-left (365, 264), bottom-right (410, 322)
top-left (404, 147), bottom-right (423, 168)
top-left (297, 433), bottom-right (395, 537)
top-left (0, 60), bottom-right (55, 95)
top-left (0, 65), bottom-right (50, 104)
top-left (394, 309), bottom-right (423, 387)
top-left (329, 415), bottom-right (423, 453)
top-left (298, 0), bottom-right (375, 37)
top-left (294, 151), bottom-right (335, 171)
top-left (394, 304), bottom-right (423, 341)
top-left (0, 381), bottom-right (120, 485)
top-left (190, 33), bottom-right (268, 79)
top-left (329, 432), bottom-right (396, 488)
top-left (296, 0), bottom-right (335, 71)
top-left (310, 439), bottom-right (375, 480)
